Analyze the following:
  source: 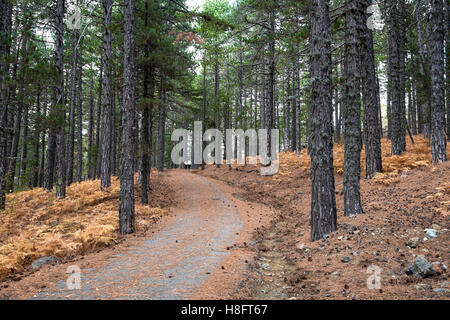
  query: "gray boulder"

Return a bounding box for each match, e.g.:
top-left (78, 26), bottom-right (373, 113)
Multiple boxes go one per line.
top-left (31, 256), bottom-right (58, 270)
top-left (406, 256), bottom-right (435, 278)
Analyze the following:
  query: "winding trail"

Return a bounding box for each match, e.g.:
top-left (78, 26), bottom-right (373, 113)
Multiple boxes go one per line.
top-left (35, 172), bottom-right (243, 300)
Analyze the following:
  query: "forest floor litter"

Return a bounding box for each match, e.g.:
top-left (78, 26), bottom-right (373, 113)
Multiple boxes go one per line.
top-left (0, 171), bottom-right (273, 299)
top-left (0, 135), bottom-right (448, 300)
top-left (197, 135), bottom-right (449, 300)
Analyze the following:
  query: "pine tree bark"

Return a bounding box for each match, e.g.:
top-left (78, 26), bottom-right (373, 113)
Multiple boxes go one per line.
top-left (446, 0), bottom-right (450, 140)
top-left (0, 0), bottom-right (12, 208)
top-left (95, 66), bottom-right (103, 179)
top-left (6, 16), bottom-right (30, 192)
top-left (87, 76), bottom-right (95, 179)
top-left (343, 0), bottom-right (363, 215)
top-left (309, 0), bottom-right (337, 241)
top-left (156, 82), bottom-right (166, 172)
top-left (100, 0), bottom-right (113, 190)
top-left (19, 104), bottom-right (28, 186)
top-left (430, 0), bottom-right (447, 163)
top-left (140, 1), bottom-right (152, 204)
top-left (389, 0), bottom-right (406, 155)
top-left (38, 91), bottom-right (47, 187)
top-left (119, 0), bottom-right (136, 235)
top-left (32, 85), bottom-right (41, 188)
top-left (54, 0), bottom-right (66, 198)
top-left (76, 58), bottom-right (83, 182)
top-left (360, 0), bottom-right (382, 179)
top-left (265, 8), bottom-right (275, 161)
top-left (415, 0), bottom-right (431, 137)
top-left (67, 25), bottom-right (79, 186)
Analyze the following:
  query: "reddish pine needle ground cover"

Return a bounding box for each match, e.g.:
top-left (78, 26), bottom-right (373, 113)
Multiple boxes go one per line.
top-left (0, 171), bottom-right (174, 282)
top-left (197, 136), bottom-right (449, 299)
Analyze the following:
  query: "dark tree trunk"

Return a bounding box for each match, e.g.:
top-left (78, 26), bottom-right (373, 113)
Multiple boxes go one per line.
top-left (32, 85), bottom-right (41, 188)
top-left (260, 56), bottom-right (265, 130)
top-left (214, 61), bottom-right (221, 168)
top-left (309, 0), bottom-right (337, 241)
top-left (291, 69), bottom-right (297, 152)
top-left (100, 0), bottom-right (113, 190)
top-left (446, 0), bottom-right (450, 139)
top-left (95, 66), bottom-right (103, 179)
top-left (284, 70), bottom-right (291, 150)
top-left (119, 0), bottom-right (136, 235)
top-left (343, 0), bottom-right (363, 216)
top-left (224, 63), bottom-right (232, 171)
top-left (67, 25), bottom-right (79, 186)
top-left (111, 84), bottom-right (117, 177)
top-left (385, 18), bottom-right (392, 139)
top-left (38, 91), bottom-right (47, 188)
top-left (76, 58), bottom-right (83, 182)
top-left (265, 8), bottom-right (275, 161)
top-left (54, 0), bottom-right (66, 199)
top-left (411, 72), bottom-right (417, 134)
top-left (87, 76), bottom-right (95, 179)
top-left (19, 105), bottom-right (28, 187)
top-left (140, 1), bottom-right (152, 205)
top-left (334, 64), bottom-right (341, 142)
top-left (140, 90), bottom-right (150, 203)
top-left (430, 0), bottom-right (447, 163)
top-left (389, 0), bottom-right (406, 155)
top-left (360, 0), bottom-right (382, 179)
top-left (415, 0), bottom-right (431, 138)
top-left (0, 0), bottom-right (12, 208)
top-left (156, 82), bottom-right (166, 172)
top-left (201, 59), bottom-right (206, 170)
top-left (6, 22), bottom-right (30, 192)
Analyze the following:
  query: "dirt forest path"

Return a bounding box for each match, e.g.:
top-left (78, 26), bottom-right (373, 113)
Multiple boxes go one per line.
top-left (15, 170), bottom-right (271, 300)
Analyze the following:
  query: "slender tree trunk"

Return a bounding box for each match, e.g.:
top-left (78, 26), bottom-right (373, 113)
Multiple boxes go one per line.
top-left (156, 82), bottom-right (166, 172)
top-left (119, 0), bottom-right (136, 235)
top-left (201, 58), bottom-right (207, 170)
top-left (309, 0), bottom-right (337, 241)
top-left (111, 84), bottom-right (117, 176)
top-left (265, 8), bottom-right (275, 161)
top-left (260, 56), bottom-right (265, 130)
top-left (446, 0), bottom-right (450, 139)
top-left (343, 0), bottom-right (363, 215)
top-left (334, 64), bottom-right (341, 142)
top-left (284, 71), bottom-right (291, 150)
top-left (87, 76), bottom-right (95, 179)
top-left (0, 0), bottom-right (12, 208)
top-left (291, 69), bottom-right (297, 152)
top-left (360, 0), bottom-right (382, 179)
top-left (32, 85), bottom-right (41, 188)
top-left (67, 25), bottom-right (79, 186)
top-left (214, 61), bottom-right (221, 168)
top-left (38, 91), bottom-right (47, 187)
top-left (140, 1), bottom-right (151, 204)
top-left (389, 0), bottom-right (406, 155)
top-left (43, 83), bottom-right (57, 193)
top-left (411, 72), bottom-right (417, 134)
top-left (224, 62), bottom-right (232, 171)
top-left (416, 0), bottom-right (431, 138)
top-left (430, 0), bottom-right (447, 163)
top-left (385, 19), bottom-right (392, 139)
top-left (95, 66), bottom-right (103, 179)
top-left (54, 0), bottom-right (66, 199)
top-left (100, 0), bottom-right (113, 190)
top-left (6, 20), bottom-right (30, 192)
top-left (19, 105), bottom-right (28, 187)
top-left (76, 57), bottom-right (83, 182)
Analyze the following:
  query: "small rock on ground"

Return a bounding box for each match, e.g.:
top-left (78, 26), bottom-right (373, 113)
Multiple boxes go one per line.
top-left (31, 256), bottom-right (58, 270)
